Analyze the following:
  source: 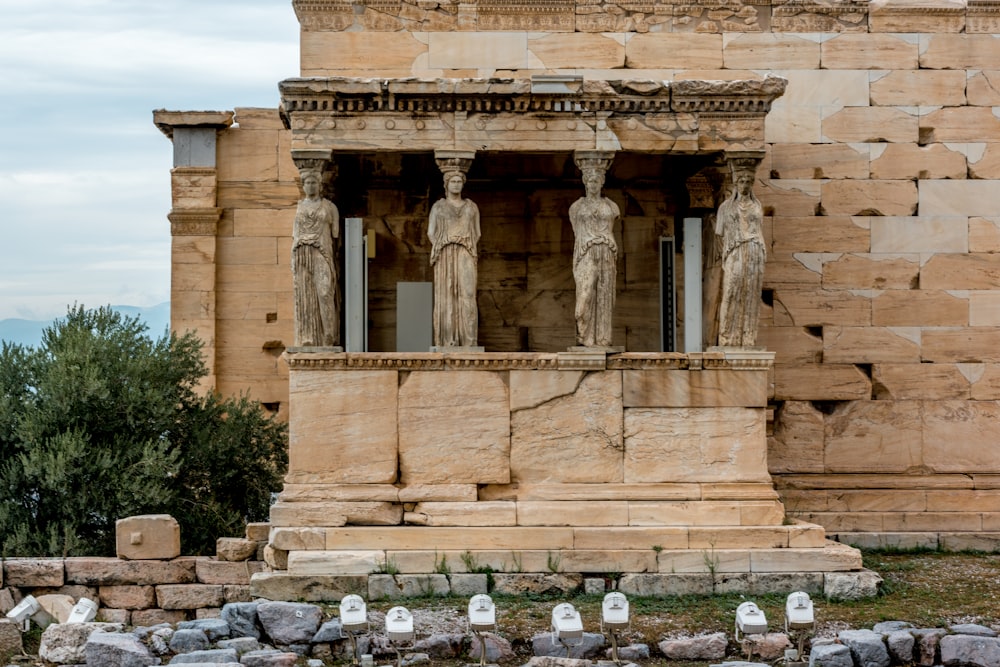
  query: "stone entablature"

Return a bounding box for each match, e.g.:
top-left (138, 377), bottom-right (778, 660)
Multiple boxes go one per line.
top-left (280, 76), bottom-right (786, 154)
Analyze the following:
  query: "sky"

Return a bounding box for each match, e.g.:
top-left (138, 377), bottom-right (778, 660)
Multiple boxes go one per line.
top-left (0, 0), bottom-right (300, 321)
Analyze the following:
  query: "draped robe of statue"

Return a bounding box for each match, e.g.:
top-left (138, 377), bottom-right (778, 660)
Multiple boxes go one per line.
top-left (428, 196), bottom-right (481, 347)
top-left (292, 194), bottom-right (340, 347)
top-left (570, 194), bottom-right (620, 347)
top-left (716, 182), bottom-right (765, 347)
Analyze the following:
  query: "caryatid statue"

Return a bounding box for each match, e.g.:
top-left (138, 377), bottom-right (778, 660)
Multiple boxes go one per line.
top-left (569, 151), bottom-right (620, 348)
top-left (428, 150), bottom-right (480, 348)
top-left (291, 155), bottom-right (340, 348)
top-left (716, 152), bottom-right (766, 348)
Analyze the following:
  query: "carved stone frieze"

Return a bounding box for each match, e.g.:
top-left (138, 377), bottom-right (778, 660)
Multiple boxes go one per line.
top-left (771, 0), bottom-right (868, 31)
top-left (477, 0), bottom-right (576, 30)
top-left (168, 208), bottom-right (222, 236)
top-left (965, 0), bottom-right (1000, 31)
top-left (670, 75), bottom-right (788, 116)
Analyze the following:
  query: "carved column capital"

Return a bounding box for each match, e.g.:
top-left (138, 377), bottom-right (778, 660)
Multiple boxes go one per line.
top-left (434, 149), bottom-right (475, 176)
top-left (573, 149), bottom-right (616, 175)
top-left (292, 148), bottom-right (337, 182)
top-left (724, 150), bottom-right (765, 176)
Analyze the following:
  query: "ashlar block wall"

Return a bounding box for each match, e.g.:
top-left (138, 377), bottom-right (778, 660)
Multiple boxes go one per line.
top-left (165, 0), bottom-right (1000, 544)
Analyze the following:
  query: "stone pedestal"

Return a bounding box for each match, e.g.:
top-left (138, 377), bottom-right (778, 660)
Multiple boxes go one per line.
top-left (259, 350), bottom-right (868, 596)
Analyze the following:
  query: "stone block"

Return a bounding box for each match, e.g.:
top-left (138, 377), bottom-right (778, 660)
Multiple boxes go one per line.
top-left (622, 369), bottom-right (767, 408)
top-left (973, 364), bottom-right (1000, 399)
top-left (656, 549), bottom-right (751, 573)
top-left (920, 180), bottom-right (1000, 217)
top-left (821, 33), bottom-right (918, 69)
top-left (970, 145), bottom-right (1000, 179)
top-left (771, 216), bottom-right (870, 253)
top-left (216, 537), bottom-right (258, 562)
top-left (406, 501), bottom-right (516, 526)
top-left (301, 32), bottom-right (427, 76)
top-left (773, 364), bottom-right (871, 401)
top-left (822, 254), bottom-right (920, 291)
top-left (773, 288), bottom-right (871, 327)
top-left (427, 32), bottom-right (528, 69)
top-left (232, 208), bottom-right (294, 238)
top-left (326, 526), bottom-right (575, 551)
top-left (270, 527), bottom-right (327, 551)
top-left (286, 369), bottom-right (398, 484)
top-left (723, 34), bottom-right (820, 69)
top-left (823, 327), bottom-right (921, 363)
top-left (822, 108), bottom-right (918, 145)
top-left (449, 574), bottom-right (488, 596)
top-left (750, 542), bottom-right (862, 572)
top-left (263, 545), bottom-right (288, 570)
top-left (756, 179), bottom-right (822, 216)
top-left (870, 216), bottom-right (968, 254)
top-left (968, 71), bottom-right (1000, 105)
top-left (398, 484), bottom-right (478, 502)
top-left (625, 33), bottom-right (723, 69)
top-left (924, 400), bottom-right (1000, 473)
top-left (217, 236), bottom-right (278, 267)
top-left (823, 400), bottom-right (922, 473)
top-left (618, 573), bottom-right (714, 596)
top-left (156, 584), bottom-right (224, 610)
top-left (130, 608), bottom-right (188, 625)
top-left (249, 573), bottom-right (367, 602)
top-left (825, 569), bottom-right (883, 599)
top-left (287, 551), bottom-right (384, 577)
top-left (758, 326), bottom-right (824, 365)
top-left (922, 107), bottom-right (1000, 144)
top-left (98, 585), bottom-right (156, 610)
top-left (95, 608), bottom-right (129, 624)
top-left (516, 501), bottom-right (629, 526)
top-left (510, 370), bottom-right (623, 484)
top-left (821, 180), bottom-right (918, 216)
top-left (196, 560), bottom-right (266, 586)
top-left (769, 401), bottom-right (825, 474)
top-left (399, 371), bottom-right (510, 484)
top-left (770, 144), bottom-right (869, 180)
top-left (528, 33), bottom-right (624, 69)
top-left (3, 559), bottom-right (63, 587)
top-left (870, 70), bottom-right (966, 107)
top-left (922, 254), bottom-right (1000, 290)
top-left (572, 527), bottom-right (689, 550)
top-left (873, 363), bottom-right (970, 400)
top-left (922, 329), bottom-right (1000, 362)
top-left (491, 573), bottom-right (583, 595)
top-left (217, 129), bottom-right (280, 182)
top-left (270, 501), bottom-right (403, 528)
top-left (870, 143), bottom-right (968, 180)
top-left (623, 407), bottom-right (770, 484)
top-left (871, 0), bottom-right (965, 31)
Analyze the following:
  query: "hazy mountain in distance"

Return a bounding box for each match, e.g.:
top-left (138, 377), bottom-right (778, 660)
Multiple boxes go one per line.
top-left (0, 303), bottom-right (171, 348)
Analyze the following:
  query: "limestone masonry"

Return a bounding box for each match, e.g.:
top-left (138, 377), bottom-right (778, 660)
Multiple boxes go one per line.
top-left (156, 0), bottom-right (1000, 587)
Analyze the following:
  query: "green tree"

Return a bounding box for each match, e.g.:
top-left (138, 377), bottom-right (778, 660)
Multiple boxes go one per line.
top-left (0, 305), bottom-right (287, 557)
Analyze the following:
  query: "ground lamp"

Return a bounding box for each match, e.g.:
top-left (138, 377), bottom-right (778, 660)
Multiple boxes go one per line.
top-left (735, 600), bottom-right (768, 660)
top-left (784, 591), bottom-right (816, 662)
top-left (468, 594), bottom-right (497, 667)
top-left (385, 606), bottom-right (415, 667)
top-left (5, 595), bottom-right (41, 632)
top-left (600, 592), bottom-right (630, 665)
top-left (551, 602), bottom-right (584, 656)
top-left (66, 598), bottom-right (98, 624)
top-left (340, 594), bottom-right (369, 665)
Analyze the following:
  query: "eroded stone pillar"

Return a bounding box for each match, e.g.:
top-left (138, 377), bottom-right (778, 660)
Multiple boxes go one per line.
top-left (154, 110), bottom-right (234, 393)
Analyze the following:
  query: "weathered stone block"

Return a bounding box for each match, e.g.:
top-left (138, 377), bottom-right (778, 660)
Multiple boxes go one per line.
top-left (873, 363), bottom-right (970, 400)
top-left (98, 585), bottom-right (156, 610)
top-left (624, 407), bottom-right (770, 484)
top-left (510, 370), bottom-right (623, 484)
top-left (821, 180), bottom-right (918, 216)
top-left (625, 33), bottom-right (723, 69)
top-left (287, 550), bottom-right (384, 576)
top-left (216, 537), bottom-right (258, 562)
top-left (618, 573), bottom-right (713, 596)
top-left (870, 70), bottom-right (967, 106)
top-left (924, 401), bottom-right (1000, 473)
top-left (249, 573), bottom-right (367, 602)
top-left (622, 369), bottom-right (767, 408)
top-left (156, 584), bottom-right (224, 610)
top-left (821, 34), bottom-right (918, 69)
top-left (770, 145), bottom-right (869, 180)
top-left (723, 34), bottom-right (820, 69)
top-left (870, 143), bottom-right (968, 180)
top-left (406, 501), bottom-right (516, 526)
top-left (872, 290), bottom-right (968, 327)
top-left (196, 559), bottom-right (266, 585)
top-left (287, 369), bottom-right (398, 484)
top-left (823, 401), bottom-right (922, 473)
top-left (774, 364), bottom-right (871, 401)
top-left (823, 327), bottom-right (921, 363)
top-left (399, 371), bottom-right (510, 484)
top-left (3, 559), bottom-right (63, 587)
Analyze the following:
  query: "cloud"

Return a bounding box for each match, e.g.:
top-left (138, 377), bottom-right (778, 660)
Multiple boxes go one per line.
top-left (0, 0), bottom-right (300, 320)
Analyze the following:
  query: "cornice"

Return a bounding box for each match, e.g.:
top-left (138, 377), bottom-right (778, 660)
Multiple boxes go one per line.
top-left (167, 208), bottom-right (222, 236)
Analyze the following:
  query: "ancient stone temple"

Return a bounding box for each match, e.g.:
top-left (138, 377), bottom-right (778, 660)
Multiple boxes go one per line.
top-left (157, 0), bottom-right (1000, 597)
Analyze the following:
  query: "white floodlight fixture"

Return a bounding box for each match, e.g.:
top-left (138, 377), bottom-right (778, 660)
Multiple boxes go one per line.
top-left (5, 595), bottom-right (40, 631)
top-left (386, 606), bottom-right (415, 667)
top-left (66, 598), bottom-right (99, 624)
top-left (735, 601), bottom-right (769, 661)
top-left (468, 594), bottom-right (497, 667)
top-left (340, 595), bottom-right (369, 666)
top-left (551, 602), bottom-right (584, 656)
top-left (385, 606), bottom-right (415, 644)
top-left (468, 594), bottom-right (496, 633)
top-left (601, 592), bottom-right (630, 665)
top-left (785, 592), bottom-right (816, 662)
top-left (341, 595), bottom-right (369, 634)
top-left (735, 600), bottom-right (768, 640)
